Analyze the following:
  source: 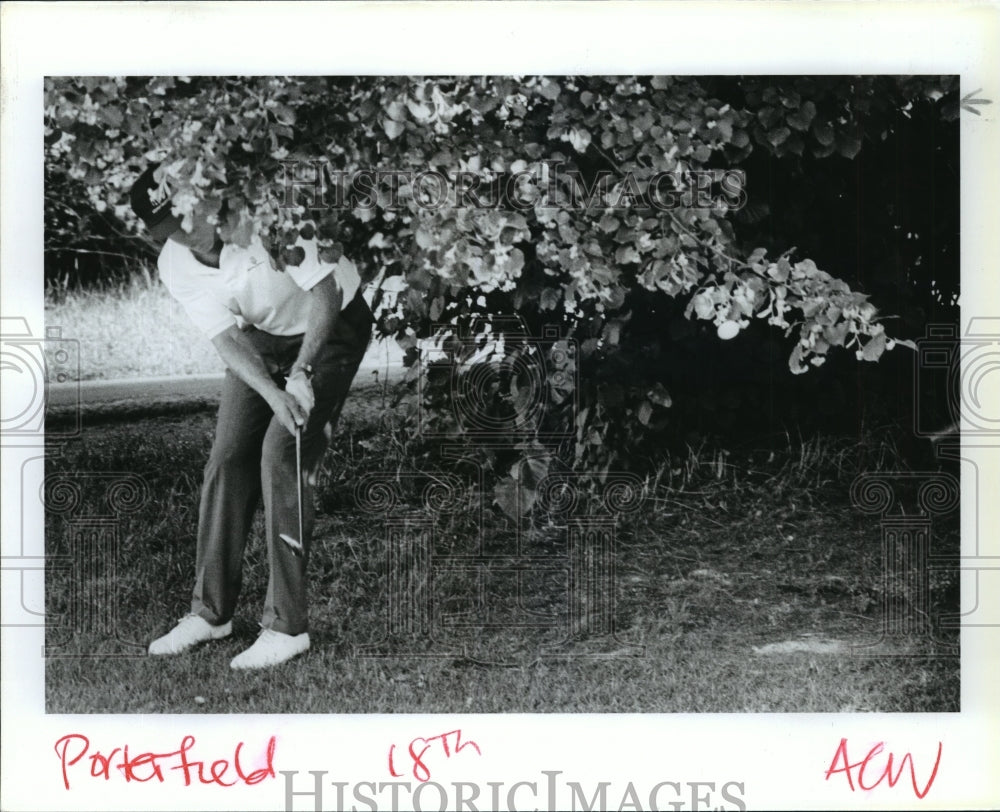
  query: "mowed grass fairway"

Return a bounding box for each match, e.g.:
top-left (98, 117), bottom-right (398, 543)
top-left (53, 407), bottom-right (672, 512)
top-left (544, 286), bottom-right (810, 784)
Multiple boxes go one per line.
top-left (45, 398), bottom-right (959, 714)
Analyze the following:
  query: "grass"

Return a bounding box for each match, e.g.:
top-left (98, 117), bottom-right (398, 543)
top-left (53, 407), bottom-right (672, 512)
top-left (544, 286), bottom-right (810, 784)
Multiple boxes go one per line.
top-left (44, 401), bottom-right (960, 714)
top-left (42, 274), bottom-right (959, 713)
top-left (45, 268), bottom-right (224, 380)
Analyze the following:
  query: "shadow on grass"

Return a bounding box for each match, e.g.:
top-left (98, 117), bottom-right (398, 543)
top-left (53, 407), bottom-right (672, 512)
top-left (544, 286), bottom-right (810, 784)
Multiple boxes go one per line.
top-left (44, 408), bottom-right (960, 714)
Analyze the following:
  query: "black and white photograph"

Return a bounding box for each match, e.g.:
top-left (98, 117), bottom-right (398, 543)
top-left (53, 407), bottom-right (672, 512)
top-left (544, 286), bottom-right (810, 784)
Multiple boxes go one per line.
top-left (3, 4), bottom-right (998, 812)
top-left (41, 72), bottom-right (964, 714)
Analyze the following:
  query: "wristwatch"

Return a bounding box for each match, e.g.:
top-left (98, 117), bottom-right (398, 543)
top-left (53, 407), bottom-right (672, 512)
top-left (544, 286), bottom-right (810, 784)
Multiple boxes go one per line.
top-left (291, 363), bottom-right (314, 380)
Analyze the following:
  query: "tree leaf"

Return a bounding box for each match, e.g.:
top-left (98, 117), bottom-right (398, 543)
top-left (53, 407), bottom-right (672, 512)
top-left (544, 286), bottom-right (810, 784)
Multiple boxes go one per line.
top-left (823, 322), bottom-right (849, 347)
top-left (603, 319), bottom-right (622, 345)
top-left (786, 100), bottom-right (816, 131)
top-left (536, 79), bottom-right (561, 101)
top-left (647, 382), bottom-right (672, 408)
top-left (493, 475), bottom-right (521, 520)
top-left (615, 245), bottom-right (640, 264)
top-left (406, 99), bottom-right (432, 122)
top-left (415, 225), bottom-right (435, 249)
top-left (812, 119), bottom-right (835, 146)
top-left (788, 344), bottom-right (807, 375)
top-left (768, 126), bottom-right (791, 147)
top-left (692, 143), bottom-right (712, 163)
top-left (568, 126), bottom-right (592, 153)
top-left (598, 213), bottom-right (620, 233)
top-left (837, 133), bottom-right (862, 159)
top-left (382, 118), bottom-right (405, 139)
top-left (429, 296), bottom-right (444, 321)
top-left (862, 332), bottom-right (887, 362)
top-left (385, 100), bottom-right (406, 121)
top-left (539, 287), bottom-right (561, 311)
top-left (637, 400), bottom-right (653, 426)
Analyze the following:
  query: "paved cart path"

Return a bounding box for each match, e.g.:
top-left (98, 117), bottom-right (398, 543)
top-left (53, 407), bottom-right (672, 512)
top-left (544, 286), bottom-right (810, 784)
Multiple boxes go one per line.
top-left (46, 340), bottom-right (407, 421)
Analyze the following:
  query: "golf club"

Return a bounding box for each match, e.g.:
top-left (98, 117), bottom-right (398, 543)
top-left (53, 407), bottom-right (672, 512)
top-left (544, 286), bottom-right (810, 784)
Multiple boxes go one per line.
top-left (279, 423), bottom-right (304, 555)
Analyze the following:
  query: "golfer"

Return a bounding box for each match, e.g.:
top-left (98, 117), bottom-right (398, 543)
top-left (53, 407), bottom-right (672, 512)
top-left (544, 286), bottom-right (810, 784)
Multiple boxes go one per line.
top-left (131, 166), bottom-right (373, 669)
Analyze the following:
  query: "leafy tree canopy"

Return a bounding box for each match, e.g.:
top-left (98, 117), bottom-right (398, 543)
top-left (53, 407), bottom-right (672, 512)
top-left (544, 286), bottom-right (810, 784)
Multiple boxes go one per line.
top-left (45, 75), bottom-right (959, 506)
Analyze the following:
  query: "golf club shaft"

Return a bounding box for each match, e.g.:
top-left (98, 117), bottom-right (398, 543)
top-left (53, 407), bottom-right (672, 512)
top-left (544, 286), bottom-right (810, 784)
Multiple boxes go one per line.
top-left (296, 423), bottom-right (303, 551)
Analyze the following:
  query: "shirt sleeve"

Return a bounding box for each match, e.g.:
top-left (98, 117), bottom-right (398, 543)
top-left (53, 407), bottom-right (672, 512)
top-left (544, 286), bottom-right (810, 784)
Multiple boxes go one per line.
top-left (284, 238), bottom-right (335, 291)
top-left (157, 240), bottom-right (237, 339)
top-left (284, 238), bottom-right (362, 305)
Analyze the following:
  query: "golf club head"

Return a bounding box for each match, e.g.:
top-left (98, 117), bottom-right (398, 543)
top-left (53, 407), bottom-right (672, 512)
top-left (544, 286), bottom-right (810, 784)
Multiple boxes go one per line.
top-left (279, 533), bottom-right (303, 555)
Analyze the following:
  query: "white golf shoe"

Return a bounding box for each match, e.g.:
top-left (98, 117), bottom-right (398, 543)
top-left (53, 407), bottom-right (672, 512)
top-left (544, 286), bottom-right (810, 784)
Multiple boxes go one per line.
top-left (230, 629), bottom-right (310, 670)
top-left (148, 614), bottom-right (232, 655)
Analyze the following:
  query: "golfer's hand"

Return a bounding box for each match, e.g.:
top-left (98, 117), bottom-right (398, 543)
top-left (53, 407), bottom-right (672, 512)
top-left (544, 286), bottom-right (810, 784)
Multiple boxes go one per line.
top-left (269, 390), bottom-right (308, 435)
top-left (285, 369), bottom-right (315, 416)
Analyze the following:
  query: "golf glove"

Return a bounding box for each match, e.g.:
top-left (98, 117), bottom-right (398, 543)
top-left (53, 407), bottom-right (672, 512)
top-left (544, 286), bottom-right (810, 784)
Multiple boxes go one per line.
top-left (285, 369), bottom-right (315, 417)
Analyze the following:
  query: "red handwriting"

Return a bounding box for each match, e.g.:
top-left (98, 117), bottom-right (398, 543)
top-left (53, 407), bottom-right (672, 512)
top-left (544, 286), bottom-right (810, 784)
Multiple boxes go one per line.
top-left (54, 733), bottom-right (276, 791)
top-left (825, 737), bottom-right (942, 799)
top-left (388, 729), bottom-right (481, 783)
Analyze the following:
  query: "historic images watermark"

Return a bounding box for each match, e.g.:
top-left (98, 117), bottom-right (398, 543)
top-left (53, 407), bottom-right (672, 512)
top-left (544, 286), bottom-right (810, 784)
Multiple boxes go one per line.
top-left (282, 769), bottom-right (748, 812)
top-left (0, 317), bottom-right (79, 444)
top-left (2, 318), bottom-right (149, 657)
top-left (914, 320), bottom-right (1000, 630)
top-left (849, 471), bottom-right (959, 654)
top-left (0, 317), bottom-right (87, 652)
top-left (913, 320), bottom-right (1000, 440)
top-left (43, 471), bottom-right (150, 657)
top-left (277, 160), bottom-right (747, 213)
top-left (847, 319), bottom-right (1000, 655)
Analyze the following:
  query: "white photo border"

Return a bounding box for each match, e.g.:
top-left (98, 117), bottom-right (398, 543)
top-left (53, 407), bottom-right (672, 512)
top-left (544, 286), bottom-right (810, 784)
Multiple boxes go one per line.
top-left (2, 2), bottom-right (998, 810)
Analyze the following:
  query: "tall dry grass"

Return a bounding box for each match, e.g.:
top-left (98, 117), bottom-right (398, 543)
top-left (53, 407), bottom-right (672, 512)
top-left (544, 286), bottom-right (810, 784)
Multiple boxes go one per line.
top-left (45, 267), bottom-right (225, 380)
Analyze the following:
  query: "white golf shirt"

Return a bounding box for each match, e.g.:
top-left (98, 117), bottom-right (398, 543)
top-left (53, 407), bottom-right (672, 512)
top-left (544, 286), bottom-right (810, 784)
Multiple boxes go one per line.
top-left (158, 237), bottom-right (361, 339)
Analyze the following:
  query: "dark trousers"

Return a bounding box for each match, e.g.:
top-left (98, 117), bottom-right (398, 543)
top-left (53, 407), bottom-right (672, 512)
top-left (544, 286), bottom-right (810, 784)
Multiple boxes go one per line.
top-left (191, 295), bottom-right (372, 635)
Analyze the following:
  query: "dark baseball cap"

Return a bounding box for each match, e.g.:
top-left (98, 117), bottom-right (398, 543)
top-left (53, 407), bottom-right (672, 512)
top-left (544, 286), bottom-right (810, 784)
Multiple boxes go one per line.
top-left (129, 165), bottom-right (182, 241)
